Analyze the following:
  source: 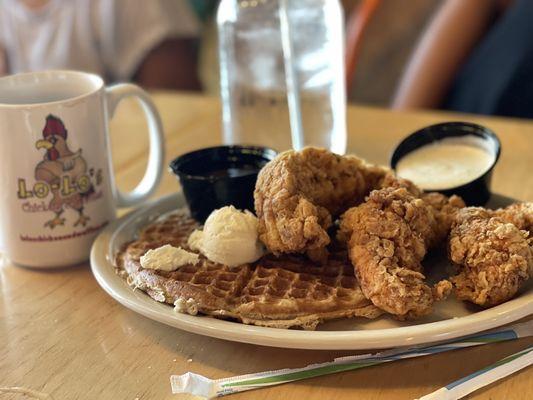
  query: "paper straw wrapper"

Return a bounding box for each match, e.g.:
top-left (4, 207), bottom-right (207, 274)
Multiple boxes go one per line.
top-left (170, 320), bottom-right (533, 399)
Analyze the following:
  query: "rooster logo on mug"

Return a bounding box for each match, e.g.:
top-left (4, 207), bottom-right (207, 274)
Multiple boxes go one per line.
top-left (33, 115), bottom-right (93, 229)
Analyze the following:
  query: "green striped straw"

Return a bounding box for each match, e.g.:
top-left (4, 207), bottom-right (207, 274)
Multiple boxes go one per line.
top-left (170, 320), bottom-right (532, 398)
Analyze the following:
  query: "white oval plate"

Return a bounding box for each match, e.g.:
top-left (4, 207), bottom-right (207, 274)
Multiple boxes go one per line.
top-left (91, 193), bottom-right (533, 350)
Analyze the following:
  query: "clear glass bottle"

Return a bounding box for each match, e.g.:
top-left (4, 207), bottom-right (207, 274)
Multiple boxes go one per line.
top-left (217, 0), bottom-right (346, 154)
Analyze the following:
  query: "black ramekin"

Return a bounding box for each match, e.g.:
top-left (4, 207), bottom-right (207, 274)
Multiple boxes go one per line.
top-left (390, 122), bottom-right (501, 206)
top-left (169, 145), bottom-right (277, 222)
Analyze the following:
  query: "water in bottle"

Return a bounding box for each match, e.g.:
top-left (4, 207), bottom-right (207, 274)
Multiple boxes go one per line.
top-left (217, 0), bottom-right (346, 154)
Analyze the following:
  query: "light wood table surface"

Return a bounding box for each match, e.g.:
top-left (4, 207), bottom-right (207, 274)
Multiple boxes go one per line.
top-left (1, 92), bottom-right (532, 400)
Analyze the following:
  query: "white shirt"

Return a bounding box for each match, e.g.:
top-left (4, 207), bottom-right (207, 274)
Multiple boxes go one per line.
top-left (0, 0), bottom-right (199, 81)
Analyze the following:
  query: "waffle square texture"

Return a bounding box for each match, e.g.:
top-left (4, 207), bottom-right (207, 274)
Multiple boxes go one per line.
top-left (115, 210), bottom-right (382, 330)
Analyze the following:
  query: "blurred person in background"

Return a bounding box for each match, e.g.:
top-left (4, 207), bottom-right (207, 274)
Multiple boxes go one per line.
top-left (344, 0), bottom-right (440, 107)
top-left (393, 0), bottom-right (533, 118)
top-left (0, 0), bottom-right (202, 90)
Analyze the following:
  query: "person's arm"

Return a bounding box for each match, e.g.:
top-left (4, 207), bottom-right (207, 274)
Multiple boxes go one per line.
top-left (392, 0), bottom-right (503, 110)
top-left (133, 38), bottom-right (201, 91)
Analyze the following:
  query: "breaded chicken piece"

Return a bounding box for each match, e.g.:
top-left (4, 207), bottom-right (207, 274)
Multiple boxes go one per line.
top-left (423, 191), bottom-right (467, 246)
top-left (494, 202), bottom-right (533, 234)
top-left (449, 206), bottom-right (533, 307)
top-left (254, 148), bottom-right (389, 261)
top-left (378, 175), bottom-right (466, 246)
top-left (339, 186), bottom-right (462, 319)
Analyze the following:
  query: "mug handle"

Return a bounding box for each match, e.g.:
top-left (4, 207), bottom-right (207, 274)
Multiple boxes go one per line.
top-left (105, 84), bottom-right (165, 207)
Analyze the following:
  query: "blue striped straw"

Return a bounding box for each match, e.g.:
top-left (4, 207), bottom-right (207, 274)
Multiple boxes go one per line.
top-left (417, 345), bottom-right (533, 400)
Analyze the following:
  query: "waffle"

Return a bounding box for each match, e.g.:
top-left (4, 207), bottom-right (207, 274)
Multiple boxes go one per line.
top-left (115, 210), bottom-right (383, 330)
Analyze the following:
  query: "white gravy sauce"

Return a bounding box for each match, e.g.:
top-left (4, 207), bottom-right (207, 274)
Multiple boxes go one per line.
top-left (396, 137), bottom-right (495, 190)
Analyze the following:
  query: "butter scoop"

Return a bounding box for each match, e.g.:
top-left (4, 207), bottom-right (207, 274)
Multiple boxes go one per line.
top-left (187, 206), bottom-right (265, 267)
top-left (140, 244), bottom-right (199, 271)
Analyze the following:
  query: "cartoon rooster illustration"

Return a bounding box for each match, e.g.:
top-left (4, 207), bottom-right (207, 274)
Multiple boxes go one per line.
top-left (35, 115), bottom-right (92, 229)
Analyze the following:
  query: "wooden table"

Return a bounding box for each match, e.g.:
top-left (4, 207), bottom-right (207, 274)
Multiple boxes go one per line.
top-left (1, 92), bottom-right (532, 400)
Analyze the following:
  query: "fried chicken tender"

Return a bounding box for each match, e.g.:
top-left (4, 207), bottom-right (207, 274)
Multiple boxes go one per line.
top-left (494, 202), bottom-right (533, 234)
top-left (449, 206), bottom-right (533, 307)
top-left (254, 148), bottom-right (389, 260)
top-left (339, 185), bottom-right (464, 319)
top-left (423, 191), bottom-right (468, 246)
top-left (378, 175), bottom-right (466, 247)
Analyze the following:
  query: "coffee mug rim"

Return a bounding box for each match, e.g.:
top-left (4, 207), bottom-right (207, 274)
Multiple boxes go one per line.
top-left (0, 70), bottom-right (104, 108)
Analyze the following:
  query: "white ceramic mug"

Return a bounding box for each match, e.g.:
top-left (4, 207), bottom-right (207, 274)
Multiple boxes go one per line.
top-left (0, 70), bottom-right (165, 267)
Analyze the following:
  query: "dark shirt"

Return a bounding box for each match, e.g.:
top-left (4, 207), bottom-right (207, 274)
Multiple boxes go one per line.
top-left (444, 0), bottom-right (533, 118)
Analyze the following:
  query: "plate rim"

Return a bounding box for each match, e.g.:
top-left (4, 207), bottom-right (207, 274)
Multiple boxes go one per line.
top-left (90, 192), bottom-right (533, 350)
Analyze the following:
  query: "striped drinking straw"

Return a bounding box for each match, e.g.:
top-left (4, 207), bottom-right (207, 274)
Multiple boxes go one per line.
top-left (170, 320), bottom-right (533, 399)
